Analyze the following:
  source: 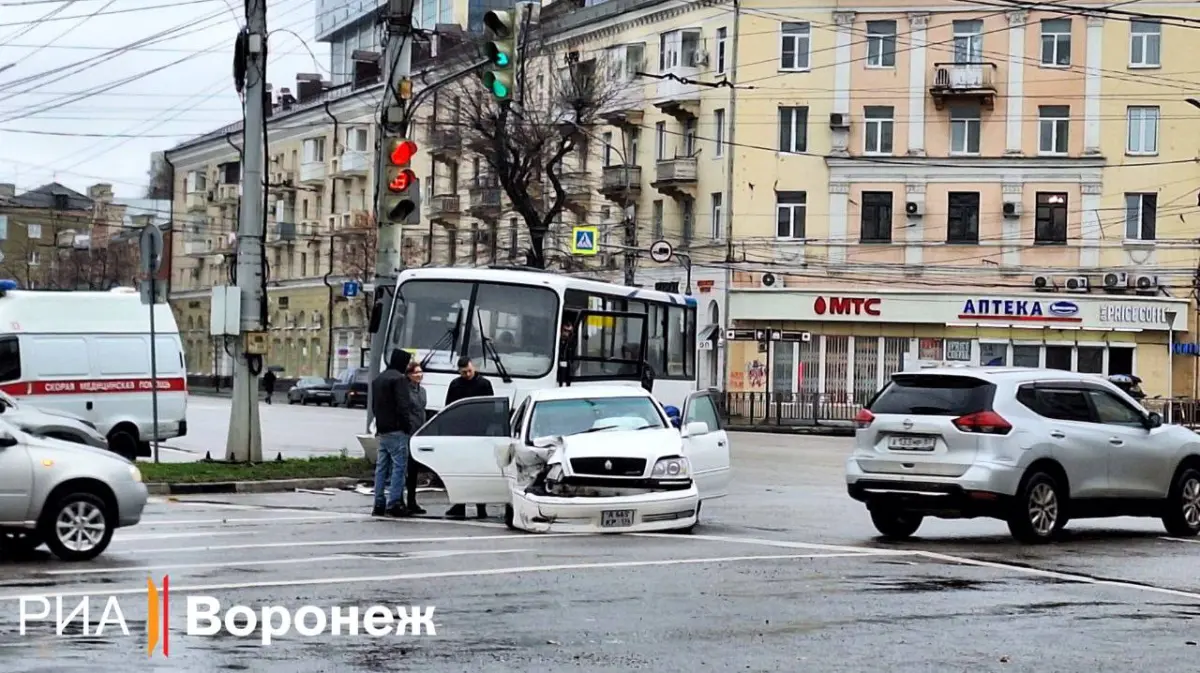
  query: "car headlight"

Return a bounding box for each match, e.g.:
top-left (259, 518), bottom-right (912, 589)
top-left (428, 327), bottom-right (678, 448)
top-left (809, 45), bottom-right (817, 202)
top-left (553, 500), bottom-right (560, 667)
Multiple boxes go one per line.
top-left (651, 457), bottom-right (689, 478)
top-left (128, 466), bottom-right (142, 482)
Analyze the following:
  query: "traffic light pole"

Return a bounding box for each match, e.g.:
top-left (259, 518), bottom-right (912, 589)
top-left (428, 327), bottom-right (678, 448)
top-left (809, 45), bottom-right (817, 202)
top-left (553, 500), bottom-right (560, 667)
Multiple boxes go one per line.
top-left (225, 0), bottom-right (267, 462)
top-left (365, 0), bottom-right (414, 432)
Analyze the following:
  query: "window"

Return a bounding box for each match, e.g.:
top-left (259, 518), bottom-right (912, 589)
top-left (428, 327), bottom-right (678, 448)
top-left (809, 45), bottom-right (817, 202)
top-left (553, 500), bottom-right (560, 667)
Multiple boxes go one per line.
top-left (866, 20), bottom-right (897, 67)
top-left (655, 122), bottom-right (666, 160)
top-left (780, 22), bottom-right (810, 70)
top-left (348, 128), bottom-right (368, 152)
top-left (683, 118), bottom-right (696, 155)
top-left (1035, 192), bottom-right (1068, 244)
top-left (0, 336), bottom-right (19, 382)
top-left (716, 27), bottom-right (727, 74)
top-left (776, 191), bottom-right (807, 239)
top-left (1129, 20), bottom-right (1161, 67)
top-left (219, 161), bottom-right (240, 184)
top-left (1013, 345), bottom-right (1040, 367)
top-left (952, 20), bottom-right (983, 62)
top-left (1126, 106), bottom-right (1159, 154)
top-left (303, 137), bottom-right (325, 162)
top-left (1017, 387), bottom-right (1092, 422)
top-left (1124, 193), bottom-right (1157, 241)
top-left (869, 374), bottom-right (993, 416)
top-left (1088, 389), bottom-right (1144, 426)
top-left (1077, 346), bottom-right (1104, 373)
top-left (1045, 345), bottom-right (1072, 370)
top-left (863, 106), bottom-right (893, 154)
top-left (1040, 19), bottom-right (1071, 65)
top-left (681, 199), bottom-right (694, 243)
top-left (980, 342), bottom-right (1007, 366)
top-left (684, 393), bottom-right (723, 433)
top-left (950, 105), bottom-right (981, 154)
top-left (652, 200), bottom-right (664, 239)
top-left (53, 194), bottom-right (68, 210)
top-left (859, 191), bottom-right (893, 243)
top-left (778, 106), bottom-right (808, 153)
top-left (714, 108), bottom-right (725, 157)
top-left (710, 192), bottom-right (723, 239)
top-left (26, 224), bottom-right (41, 240)
top-left (947, 192), bottom-right (980, 243)
top-left (945, 339), bottom-right (972, 361)
top-left (27, 250), bottom-right (40, 266)
top-left (419, 397), bottom-right (510, 437)
top-left (1038, 106), bottom-right (1069, 155)
top-left (602, 132), bottom-right (613, 166)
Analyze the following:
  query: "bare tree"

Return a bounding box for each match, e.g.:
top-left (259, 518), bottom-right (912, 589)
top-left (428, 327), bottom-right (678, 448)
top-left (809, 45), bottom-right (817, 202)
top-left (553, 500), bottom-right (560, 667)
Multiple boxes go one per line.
top-left (449, 38), bottom-right (619, 269)
top-left (145, 151), bottom-right (173, 200)
top-left (46, 244), bottom-right (137, 290)
top-left (334, 220), bottom-right (378, 324)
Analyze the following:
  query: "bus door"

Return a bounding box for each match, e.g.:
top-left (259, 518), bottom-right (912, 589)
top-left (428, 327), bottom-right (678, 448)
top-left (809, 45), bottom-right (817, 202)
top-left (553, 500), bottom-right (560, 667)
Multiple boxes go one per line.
top-left (559, 310), bottom-right (649, 386)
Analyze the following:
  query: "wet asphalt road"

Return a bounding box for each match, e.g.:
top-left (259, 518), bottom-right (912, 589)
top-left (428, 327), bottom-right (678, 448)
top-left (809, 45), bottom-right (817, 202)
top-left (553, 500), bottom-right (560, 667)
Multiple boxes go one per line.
top-left (5, 434), bottom-right (1200, 672)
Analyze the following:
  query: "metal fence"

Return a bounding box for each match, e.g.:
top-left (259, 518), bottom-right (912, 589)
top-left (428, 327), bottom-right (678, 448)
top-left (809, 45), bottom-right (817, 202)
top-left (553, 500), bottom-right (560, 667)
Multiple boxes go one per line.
top-left (720, 392), bottom-right (862, 428)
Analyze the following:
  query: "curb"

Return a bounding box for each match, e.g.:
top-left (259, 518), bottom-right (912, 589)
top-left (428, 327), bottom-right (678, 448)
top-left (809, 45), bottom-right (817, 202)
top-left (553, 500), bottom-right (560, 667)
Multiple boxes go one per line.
top-left (146, 476), bottom-right (362, 496)
top-left (727, 424), bottom-right (855, 437)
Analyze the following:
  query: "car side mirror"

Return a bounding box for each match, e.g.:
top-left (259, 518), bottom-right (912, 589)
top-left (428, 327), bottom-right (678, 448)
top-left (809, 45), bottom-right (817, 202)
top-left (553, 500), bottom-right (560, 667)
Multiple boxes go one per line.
top-left (0, 432), bottom-right (18, 448)
top-left (681, 421), bottom-right (708, 437)
top-left (1146, 412), bottom-right (1163, 429)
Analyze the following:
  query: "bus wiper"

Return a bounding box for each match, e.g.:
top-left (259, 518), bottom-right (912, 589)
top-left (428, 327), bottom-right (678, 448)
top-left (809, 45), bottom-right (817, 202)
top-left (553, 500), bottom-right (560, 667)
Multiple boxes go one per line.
top-left (480, 335), bottom-right (512, 383)
top-left (420, 315), bottom-right (461, 369)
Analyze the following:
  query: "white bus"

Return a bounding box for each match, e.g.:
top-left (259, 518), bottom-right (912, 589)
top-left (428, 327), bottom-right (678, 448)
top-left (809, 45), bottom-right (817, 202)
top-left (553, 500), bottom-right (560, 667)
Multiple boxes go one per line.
top-left (379, 267), bottom-right (699, 411)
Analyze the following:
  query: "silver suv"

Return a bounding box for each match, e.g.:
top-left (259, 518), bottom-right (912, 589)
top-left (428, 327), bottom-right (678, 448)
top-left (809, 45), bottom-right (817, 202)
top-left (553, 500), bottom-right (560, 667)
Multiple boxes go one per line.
top-left (845, 367), bottom-right (1200, 543)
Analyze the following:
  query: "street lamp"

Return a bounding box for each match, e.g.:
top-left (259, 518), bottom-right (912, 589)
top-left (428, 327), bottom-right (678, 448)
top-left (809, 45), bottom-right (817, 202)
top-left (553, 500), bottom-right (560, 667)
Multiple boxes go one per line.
top-left (1166, 309), bottom-right (1177, 423)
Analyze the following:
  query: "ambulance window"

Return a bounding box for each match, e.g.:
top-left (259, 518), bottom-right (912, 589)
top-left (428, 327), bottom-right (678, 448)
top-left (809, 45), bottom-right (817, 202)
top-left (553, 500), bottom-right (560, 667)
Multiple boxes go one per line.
top-left (0, 337), bottom-right (18, 382)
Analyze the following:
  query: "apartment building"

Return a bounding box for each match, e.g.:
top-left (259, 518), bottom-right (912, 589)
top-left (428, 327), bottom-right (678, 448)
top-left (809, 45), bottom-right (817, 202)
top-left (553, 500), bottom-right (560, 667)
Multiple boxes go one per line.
top-left (723, 1), bottom-right (1200, 402)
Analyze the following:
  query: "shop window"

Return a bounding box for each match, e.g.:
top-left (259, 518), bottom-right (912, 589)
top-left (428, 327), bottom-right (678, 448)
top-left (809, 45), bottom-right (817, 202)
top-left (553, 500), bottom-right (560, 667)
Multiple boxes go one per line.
top-left (1109, 347), bottom-right (1134, 376)
top-left (853, 337), bottom-right (880, 404)
top-left (945, 339), bottom-right (972, 361)
top-left (881, 337), bottom-right (907, 378)
top-left (772, 342), bottom-right (795, 394)
top-left (980, 342), bottom-right (1007, 366)
top-left (824, 336), bottom-right (849, 402)
top-left (1045, 345), bottom-right (1072, 370)
top-left (918, 338), bottom-right (943, 360)
top-left (799, 340), bottom-right (820, 395)
top-left (1013, 345), bottom-right (1040, 367)
top-left (1077, 346), bottom-right (1104, 374)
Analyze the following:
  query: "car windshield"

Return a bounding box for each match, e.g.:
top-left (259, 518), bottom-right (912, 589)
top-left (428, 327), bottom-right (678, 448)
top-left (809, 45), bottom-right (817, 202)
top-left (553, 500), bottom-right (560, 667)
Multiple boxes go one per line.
top-left (528, 396), bottom-right (666, 438)
top-left (869, 374), bottom-right (995, 416)
top-left (300, 377), bottom-right (326, 386)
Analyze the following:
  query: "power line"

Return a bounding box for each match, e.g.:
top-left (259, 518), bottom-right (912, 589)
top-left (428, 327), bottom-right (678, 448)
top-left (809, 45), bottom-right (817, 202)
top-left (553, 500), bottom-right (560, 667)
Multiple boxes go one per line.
top-left (0, 0), bottom-right (222, 28)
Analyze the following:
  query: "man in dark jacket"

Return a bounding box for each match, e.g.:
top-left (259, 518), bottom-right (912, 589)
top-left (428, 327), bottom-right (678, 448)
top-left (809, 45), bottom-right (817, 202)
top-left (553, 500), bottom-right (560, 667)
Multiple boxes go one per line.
top-left (262, 369), bottom-right (277, 404)
top-left (370, 349), bottom-right (415, 517)
top-left (444, 356), bottom-right (493, 519)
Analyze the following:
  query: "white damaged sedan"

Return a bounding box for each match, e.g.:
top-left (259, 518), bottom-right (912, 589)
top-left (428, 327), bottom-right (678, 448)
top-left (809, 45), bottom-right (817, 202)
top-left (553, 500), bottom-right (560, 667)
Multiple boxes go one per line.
top-left (407, 386), bottom-right (731, 533)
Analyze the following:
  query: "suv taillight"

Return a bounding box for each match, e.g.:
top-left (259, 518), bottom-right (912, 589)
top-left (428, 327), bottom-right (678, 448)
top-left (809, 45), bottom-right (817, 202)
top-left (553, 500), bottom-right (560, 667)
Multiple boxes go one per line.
top-left (953, 411), bottom-right (1011, 435)
top-left (854, 408), bottom-right (874, 429)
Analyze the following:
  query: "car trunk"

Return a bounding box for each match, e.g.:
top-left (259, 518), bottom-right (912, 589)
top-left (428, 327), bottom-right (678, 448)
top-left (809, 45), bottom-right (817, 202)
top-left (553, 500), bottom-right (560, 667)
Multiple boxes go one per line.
top-left (855, 373), bottom-right (996, 478)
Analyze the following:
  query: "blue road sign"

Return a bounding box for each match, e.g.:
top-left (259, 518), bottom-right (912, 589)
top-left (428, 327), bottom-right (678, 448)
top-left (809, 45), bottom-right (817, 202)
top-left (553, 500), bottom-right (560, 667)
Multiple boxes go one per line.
top-left (343, 281), bottom-right (361, 298)
top-left (571, 226), bottom-right (598, 255)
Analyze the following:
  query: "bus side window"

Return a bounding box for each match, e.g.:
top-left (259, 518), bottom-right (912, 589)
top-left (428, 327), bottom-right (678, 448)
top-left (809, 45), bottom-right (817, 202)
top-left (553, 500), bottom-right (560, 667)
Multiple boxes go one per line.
top-left (646, 304), bottom-right (665, 374)
top-left (0, 336), bottom-right (20, 382)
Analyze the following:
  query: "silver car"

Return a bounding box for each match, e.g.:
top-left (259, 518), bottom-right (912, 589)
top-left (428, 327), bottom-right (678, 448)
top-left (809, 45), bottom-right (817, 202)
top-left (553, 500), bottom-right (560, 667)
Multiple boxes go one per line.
top-left (0, 419), bottom-right (148, 561)
top-left (0, 391), bottom-right (109, 451)
top-left (846, 367), bottom-right (1200, 543)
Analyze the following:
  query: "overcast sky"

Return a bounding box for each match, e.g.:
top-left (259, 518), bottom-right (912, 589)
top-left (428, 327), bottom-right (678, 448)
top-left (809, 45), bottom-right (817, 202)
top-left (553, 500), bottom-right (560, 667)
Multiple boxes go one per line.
top-left (0, 0), bottom-right (330, 199)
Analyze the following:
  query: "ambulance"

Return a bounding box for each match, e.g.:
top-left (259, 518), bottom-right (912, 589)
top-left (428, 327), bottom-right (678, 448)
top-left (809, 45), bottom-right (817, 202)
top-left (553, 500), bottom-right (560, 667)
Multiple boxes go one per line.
top-left (0, 282), bottom-right (187, 459)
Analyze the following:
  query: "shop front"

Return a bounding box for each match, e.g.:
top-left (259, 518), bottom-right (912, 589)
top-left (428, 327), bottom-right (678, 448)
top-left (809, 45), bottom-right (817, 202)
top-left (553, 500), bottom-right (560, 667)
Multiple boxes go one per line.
top-left (726, 289), bottom-right (1192, 408)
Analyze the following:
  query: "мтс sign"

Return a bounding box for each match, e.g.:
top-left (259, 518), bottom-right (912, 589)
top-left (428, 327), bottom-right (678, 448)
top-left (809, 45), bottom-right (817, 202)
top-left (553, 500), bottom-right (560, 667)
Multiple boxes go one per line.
top-left (813, 296), bottom-right (881, 316)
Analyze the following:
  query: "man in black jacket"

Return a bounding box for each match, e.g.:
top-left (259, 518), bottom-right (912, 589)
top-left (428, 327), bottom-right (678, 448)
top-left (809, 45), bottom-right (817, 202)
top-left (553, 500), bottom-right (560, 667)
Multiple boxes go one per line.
top-left (370, 349), bottom-right (415, 517)
top-left (444, 356), bottom-right (493, 519)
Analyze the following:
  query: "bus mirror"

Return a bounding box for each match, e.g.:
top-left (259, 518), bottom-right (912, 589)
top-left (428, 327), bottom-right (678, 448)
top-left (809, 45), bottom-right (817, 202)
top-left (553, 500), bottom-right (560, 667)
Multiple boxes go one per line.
top-left (368, 301), bottom-right (383, 333)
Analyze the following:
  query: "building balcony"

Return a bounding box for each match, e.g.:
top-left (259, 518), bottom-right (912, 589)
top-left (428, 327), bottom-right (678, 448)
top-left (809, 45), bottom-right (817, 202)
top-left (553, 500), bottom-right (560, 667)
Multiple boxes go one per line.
top-left (185, 191), bottom-right (207, 212)
top-left (268, 170), bottom-right (297, 195)
top-left (333, 210), bottom-right (371, 236)
top-left (653, 72), bottom-right (701, 122)
top-left (428, 127), bottom-right (462, 160)
top-left (215, 183), bottom-right (240, 205)
top-left (297, 220), bottom-right (324, 239)
top-left (599, 85), bottom-right (646, 127)
top-left (182, 235), bottom-right (211, 257)
top-left (299, 160), bottom-right (326, 185)
top-left (468, 183), bottom-right (502, 219)
top-left (600, 165), bottom-right (641, 203)
top-left (558, 171), bottom-right (593, 217)
top-left (930, 62), bottom-right (998, 110)
top-left (333, 150), bottom-right (369, 177)
top-left (269, 222), bottom-right (296, 245)
top-left (429, 194), bottom-right (461, 224)
top-left (652, 157), bottom-right (697, 200)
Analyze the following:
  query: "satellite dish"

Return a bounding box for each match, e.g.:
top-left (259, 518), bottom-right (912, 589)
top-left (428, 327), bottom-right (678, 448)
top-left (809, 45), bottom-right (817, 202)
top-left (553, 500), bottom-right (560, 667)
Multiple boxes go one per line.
top-left (649, 239), bottom-right (673, 263)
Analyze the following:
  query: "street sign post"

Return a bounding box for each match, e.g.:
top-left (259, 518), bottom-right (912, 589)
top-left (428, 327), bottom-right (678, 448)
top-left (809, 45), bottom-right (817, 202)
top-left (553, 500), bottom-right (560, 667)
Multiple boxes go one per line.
top-left (570, 226), bottom-right (598, 255)
top-left (649, 239), bottom-right (673, 263)
top-left (139, 224), bottom-right (162, 464)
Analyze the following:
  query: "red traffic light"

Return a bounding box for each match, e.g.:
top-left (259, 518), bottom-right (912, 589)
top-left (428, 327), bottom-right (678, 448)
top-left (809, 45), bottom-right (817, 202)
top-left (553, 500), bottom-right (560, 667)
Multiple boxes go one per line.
top-left (388, 169), bottom-right (416, 192)
top-left (389, 139), bottom-right (417, 165)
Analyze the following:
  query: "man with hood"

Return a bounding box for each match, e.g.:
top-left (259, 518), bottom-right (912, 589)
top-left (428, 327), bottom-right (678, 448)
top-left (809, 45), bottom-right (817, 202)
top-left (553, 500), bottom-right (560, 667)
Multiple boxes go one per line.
top-left (370, 349), bottom-right (416, 517)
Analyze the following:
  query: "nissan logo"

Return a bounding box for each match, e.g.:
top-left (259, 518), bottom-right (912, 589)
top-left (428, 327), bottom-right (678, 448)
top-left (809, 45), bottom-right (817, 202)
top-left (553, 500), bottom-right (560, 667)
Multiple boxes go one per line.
top-left (902, 419), bottom-right (913, 430)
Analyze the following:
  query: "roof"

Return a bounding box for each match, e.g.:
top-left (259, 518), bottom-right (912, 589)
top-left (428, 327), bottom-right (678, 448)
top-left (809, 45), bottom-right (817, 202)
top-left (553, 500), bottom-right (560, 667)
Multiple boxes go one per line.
top-left (399, 266), bottom-right (697, 306)
top-left (892, 367), bottom-right (1111, 384)
top-left (527, 384), bottom-right (653, 402)
top-left (112, 198), bottom-right (171, 228)
top-left (0, 289), bottom-right (179, 334)
top-left (1, 183), bottom-right (92, 211)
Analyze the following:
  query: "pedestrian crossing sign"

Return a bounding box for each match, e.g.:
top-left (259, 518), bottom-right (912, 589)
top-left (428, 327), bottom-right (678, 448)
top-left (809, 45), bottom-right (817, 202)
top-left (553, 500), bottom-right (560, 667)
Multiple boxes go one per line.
top-left (571, 226), bottom-right (599, 255)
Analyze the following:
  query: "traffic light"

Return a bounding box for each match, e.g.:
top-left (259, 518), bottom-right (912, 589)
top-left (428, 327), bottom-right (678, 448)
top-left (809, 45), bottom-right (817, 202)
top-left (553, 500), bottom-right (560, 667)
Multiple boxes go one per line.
top-left (381, 137), bottom-right (420, 225)
top-left (482, 9), bottom-right (517, 100)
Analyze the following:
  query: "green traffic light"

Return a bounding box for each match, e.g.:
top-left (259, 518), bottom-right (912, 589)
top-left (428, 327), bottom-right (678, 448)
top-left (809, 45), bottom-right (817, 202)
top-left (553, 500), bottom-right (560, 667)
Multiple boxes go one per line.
top-left (496, 52), bottom-right (509, 67)
top-left (492, 81), bottom-right (509, 98)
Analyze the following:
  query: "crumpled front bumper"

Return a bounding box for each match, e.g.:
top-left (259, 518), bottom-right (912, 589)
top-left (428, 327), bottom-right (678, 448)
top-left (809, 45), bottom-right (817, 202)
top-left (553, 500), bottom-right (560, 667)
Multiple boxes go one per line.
top-left (510, 485), bottom-right (700, 534)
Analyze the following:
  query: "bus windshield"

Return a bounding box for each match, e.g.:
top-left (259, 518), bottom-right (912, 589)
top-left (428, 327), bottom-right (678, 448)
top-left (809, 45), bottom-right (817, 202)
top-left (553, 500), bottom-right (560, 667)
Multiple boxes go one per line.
top-left (389, 280), bottom-right (559, 378)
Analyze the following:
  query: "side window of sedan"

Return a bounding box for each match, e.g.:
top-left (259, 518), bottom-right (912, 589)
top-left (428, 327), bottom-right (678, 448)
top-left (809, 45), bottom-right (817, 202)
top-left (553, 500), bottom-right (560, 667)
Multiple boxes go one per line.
top-left (509, 399), bottom-right (528, 439)
top-left (420, 398), bottom-right (510, 437)
top-left (1086, 389), bottom-right (1144, 427)
top-left (1016, 386), bottom-right (1093, 422)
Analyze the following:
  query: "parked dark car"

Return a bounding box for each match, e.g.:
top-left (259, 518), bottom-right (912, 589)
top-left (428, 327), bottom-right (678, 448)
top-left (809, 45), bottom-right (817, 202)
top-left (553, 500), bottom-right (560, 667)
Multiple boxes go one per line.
top-left (287, 376), bottom-right (335, 405)
top-left (332, 367), bottom-right (370, 408)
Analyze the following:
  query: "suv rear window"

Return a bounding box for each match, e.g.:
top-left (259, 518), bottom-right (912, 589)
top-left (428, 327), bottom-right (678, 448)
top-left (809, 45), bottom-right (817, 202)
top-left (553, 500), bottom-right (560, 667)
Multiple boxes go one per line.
top-left (869, 374), bottom-right (995, 416)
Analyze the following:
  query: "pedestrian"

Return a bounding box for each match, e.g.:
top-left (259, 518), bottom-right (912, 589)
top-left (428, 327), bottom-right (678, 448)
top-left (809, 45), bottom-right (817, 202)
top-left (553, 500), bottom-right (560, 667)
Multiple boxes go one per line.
top-left (444, 356), bottom-right (493, 519)
top-left (405, 360), bottom-right (428, 515)
top-left (262, 368), bottom-right (277, 405)
top-left (370, 349), bottom-right (415, 517)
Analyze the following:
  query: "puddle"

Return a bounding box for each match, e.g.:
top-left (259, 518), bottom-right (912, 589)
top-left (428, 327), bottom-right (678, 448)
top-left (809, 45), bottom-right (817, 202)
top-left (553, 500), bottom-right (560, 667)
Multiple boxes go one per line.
top-left (862, 577), bottom-right (995, 592)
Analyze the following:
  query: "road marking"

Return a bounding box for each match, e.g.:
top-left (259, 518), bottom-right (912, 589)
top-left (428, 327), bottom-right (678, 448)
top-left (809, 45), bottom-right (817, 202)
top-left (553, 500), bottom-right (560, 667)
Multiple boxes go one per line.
top-left (1161, 536), bottom-right (1200, 544)
top-left (112, 531), bottom-right (250, 542)
top-left (134, 514), bottom-right (372, 527)
top-left (40, 548), bottom-right (536, 576)
top-left (122, 532), bottom-right (585, 555)
top-left (159, 501), bottom-right (507, 528)
top-left (635, 532), bottom-right (910, 556)
top-left (0, 552), bottom-right (875, 601)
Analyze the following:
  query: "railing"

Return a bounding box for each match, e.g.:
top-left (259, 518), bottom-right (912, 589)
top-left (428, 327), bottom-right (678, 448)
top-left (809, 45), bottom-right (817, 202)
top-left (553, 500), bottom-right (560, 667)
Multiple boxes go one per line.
top-left (299, 160), bottom-right (326, 183)
top-left (654, 156), bottom-right (697, 182)
top-left (338, 149), bottom-right (370, 174)
top-left (601, 165), bottom-right (641, 192)
top-left (931, 61), bottom-right (997, 90)
top-left (720, 391), bottom-right (863, 428)
top-left (271, 222), bottom-right (296, 241)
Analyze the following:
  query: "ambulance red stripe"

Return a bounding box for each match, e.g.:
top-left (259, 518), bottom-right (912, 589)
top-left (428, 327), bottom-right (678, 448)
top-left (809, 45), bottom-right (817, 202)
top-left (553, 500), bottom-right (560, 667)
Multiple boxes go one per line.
top-left (0, 377), bottom-right (188, 396)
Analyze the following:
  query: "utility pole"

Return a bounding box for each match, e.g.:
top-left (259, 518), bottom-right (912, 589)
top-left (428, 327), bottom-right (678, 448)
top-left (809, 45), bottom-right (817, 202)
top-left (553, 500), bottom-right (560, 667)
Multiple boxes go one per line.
top-left (365, 0), bottom-right (415, 431)
top-left (225, 0), bottom-right (268, 462)
top-left (622, 166), bottom-right (635, 286)
top-left (720, 0), bottom-right (741, 395)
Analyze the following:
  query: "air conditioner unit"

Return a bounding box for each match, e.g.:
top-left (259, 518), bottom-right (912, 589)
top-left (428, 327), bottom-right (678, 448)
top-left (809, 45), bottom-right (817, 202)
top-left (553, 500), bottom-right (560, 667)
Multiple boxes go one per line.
top-left (1032, 274), bottom-right (1055, 292)
top-left (905, 201), bottom-right (924, 217)
top-left (1002, 200), bottom-right (1021, 218)
top-left (1102, 271), bottom-right (1129, 291)
top-left (690, 50), bottom-right (709, 66)
top-left (760, 272), bottom-right (777, 287)
top-left (1133, 274), bottom-right (1159, 293)
top-left (829, 112), bottom-right (850, 129)
top-left (1062, 275), bottom-right (1089, 292)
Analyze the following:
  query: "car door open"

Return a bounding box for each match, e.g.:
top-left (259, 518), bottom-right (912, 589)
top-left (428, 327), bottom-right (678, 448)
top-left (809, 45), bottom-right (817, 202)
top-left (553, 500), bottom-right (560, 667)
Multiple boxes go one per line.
top-left (408, 396), bottom-right (512, 505)
top-left (680, 390), bottom-right (731, 498)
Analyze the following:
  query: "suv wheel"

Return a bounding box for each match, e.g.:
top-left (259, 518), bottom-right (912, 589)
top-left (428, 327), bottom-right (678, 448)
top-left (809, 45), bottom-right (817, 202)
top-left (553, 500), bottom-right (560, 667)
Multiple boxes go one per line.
top-left (1008, 472), bottom-right (1066, 543)
top-left (1162, 467), bottom-right (1200, 537)
top-left (40, 492), bottom-right (114, 562)
top-left (869, 509), bottom-right (923, 540)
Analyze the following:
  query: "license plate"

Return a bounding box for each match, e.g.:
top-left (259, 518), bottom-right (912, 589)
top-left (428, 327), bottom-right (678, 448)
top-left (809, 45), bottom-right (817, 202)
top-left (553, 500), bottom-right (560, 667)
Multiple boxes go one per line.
top-left (888, 435), bottom-right (936, 451)
top-left (600, 510), bottom-right (635, 527)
